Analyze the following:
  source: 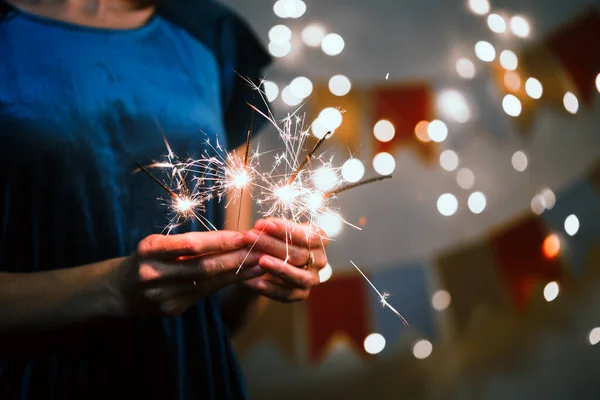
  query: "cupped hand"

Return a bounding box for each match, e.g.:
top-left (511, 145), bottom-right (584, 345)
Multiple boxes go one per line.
top-left (241, 218), bottom-right (329, 302)
top-left (110, 231), bottom-right (265, 317)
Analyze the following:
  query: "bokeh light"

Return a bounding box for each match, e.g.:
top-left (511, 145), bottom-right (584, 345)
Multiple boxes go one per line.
top-left (262, 80), bottom-right (279, 102)
top-left (321, 33), bottom-right (345, 56)
top-left (456, 58), bottom-right (476, 79)
top-left (312, 167), bottom-right (338, 191)
top-left (282, 0), bottom-right (299, 18)
top-left (457, 168), bottom-right (475, 189)
top-left (311, 118), bottom-right (329, 139)
top-left (268, 41), bottom-right (291, 58)
top-left (543, 281), bottom-right (559, 302)
top-left (487, 14), bottom-right (506, 33)
top-left (531, 194), bottom-right (545, 215)
top-left (318, 107), bottom-right (343, 131)
top-left (563, 92), bottom-right (579, 114)
top-left (564, 214), bottom-right (580, 236)
top-left (290, 0), bottom-right (306, 18)
top-left (525, 77), bottom-right (543, 99)
top-left (290, 76), bottom-right (313, 99)
top-left (413, 339), bottom-right (433, 359)
top-left (319, 263), bottom-right (332, 283)
top-left (341, 158), bottom-right (365, 183)
top-left (364, 333), bottom-right (386, 355)
top-left (328, 75), bottom-right (352, 96)
top-left (431, 290), bottom-right (451, 311)
top-left (439, 150), bottom-right (459, 172)
top-left (317, 212), bottom-right (343, 237)
top-left (281, 85), bottom-right (302, 106)
top-left (542, 234), bottom-right (560, 259)
top-left (596, 73), bottom-right (600, 93)
top-left (510, 15), bottom-right (531, 38)
top-left (511, 150), bottom-right (528, 172)
top-left (499, 50), bottom-right (518, 71)
top-left (269, 24), bottom-right (292, 44)
top-left (437, 193), bottom-right (458, 216)
top-left (589, 327), bottom-right (600, 345)
top-left (414, 120), bottom-right (431, 142)
top-left (273, 0), bottom-right (287, 18)
top-left (502, 94), bottom-right (522, 117)
top-left (438, 90), bottom-right (470, 123)
top-left (372, 152), bottom-right (396, 175)
top-left (302, 24), bottom-right (325, 47)
top-left (504, 71), bottom-right (521, 92)
top-left (373, 119), bottom-right (395, 142)
top-left (541, 188), bottom-right (556, 210)
top-left (428, 120), bottom-right (448, 142)
top-left (468, 0), bottom-right (490, 15)
top-left (475, 41), bottom-right (496, 62)
top-left (468, 191), bottom-right (486, 214)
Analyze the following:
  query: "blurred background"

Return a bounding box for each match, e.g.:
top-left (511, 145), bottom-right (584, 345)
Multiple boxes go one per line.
top-left (220, 0), bottom-right (600, 398)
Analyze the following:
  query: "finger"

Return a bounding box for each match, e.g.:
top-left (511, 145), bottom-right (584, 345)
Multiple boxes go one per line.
top-left (244, 230), bottom-right (311, 267)
top-left (254, 218), bottom-right (328, 248)
top-left (245, 279), bottom-right (310, 302)
top-left (258, 255), bottom-right (320, 289)
top-left (137, 231), bottom-right (246, 259)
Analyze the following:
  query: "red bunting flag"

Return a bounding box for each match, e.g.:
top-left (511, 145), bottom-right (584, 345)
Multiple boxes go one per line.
top-left (306, 274), bottom-right (369, 362)
top-left (371, 82), bottom-right (436, 163)
top-left (489, 216), bottom-right (563, 310)
top-left (547, 7), bottom-right (600, 105)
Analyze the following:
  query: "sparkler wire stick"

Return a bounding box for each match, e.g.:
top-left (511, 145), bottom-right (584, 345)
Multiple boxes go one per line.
top-left (135, 161), bottom-right (178, 200)
top-left (235, 111), bottom-right (254, 231)
top-left (287, 132), bottom-right (332, 185)
top-left (325, 175), bottom-right (392, 198)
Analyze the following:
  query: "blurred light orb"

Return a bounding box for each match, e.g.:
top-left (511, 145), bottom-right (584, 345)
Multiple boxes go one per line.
top-left (312, 167), bottom-right (338, 191)
top-left (268, 41), bottom-right (291, 58)
top-left (318, 107), bottom-right (343, 131)
top-left (373, 119), bottom-right (396, 142)
top-left (564, 214), bottom-right (580, 236)
top-left (504, 71), bottom-right (521, 92)
top-left (543, 234), bottom-right (561, 260)
top-left (487, 13), bottom-right (506, 33)
top-left (302, 24), bottom-right (326, 47)
top-left (438, 90), bottom-right (471, 123)
top-left (317, 212), bottom-right (343, 237)
top-left (457, 168), bottom-right (475, 189)
top-left (456, 58), bottom-right (476, 79)
top-left (413, 339), bottom-right (433, 359)
top-left (262, 80), bottom-right (279, 102)
top-left (427, 120), bottom-right (448, 143)
top-left (273, 0), bottom-right (287, 18)
top-left (541, 188), bottom-right (556, 210)
top-left (502, 94), bottom-right (522, 117)
top-left (563, 92), bottom-right (579, 114)
top-left (372, 152), bottom-right (396, 176)
top-left (510, 15), bottom-right (531, 38)
top-left (475, 41), bottom-right (496, 62)
top-left (414, 120), bottom-right (431, 142)
top-left (290, 0), bottom-right (306, 18)
top-left (468, 0), bottom-right (490, 15)
top-left (543, 281), bottom-right (559, 302)
top-left (439, 150), bottom-right (459, 172)
top-left (364, 333), bottom-right (386, 355)
top-left (432, 290), bottom-right (451, 311)
top-left (319, 263), bottom-right (332, 283)
top-left (525, 77), bottom-right (543, 99)
top-left (269, 25), bottom-right (292, 44)
top-left (341, 158), bottom-right (365, 183)
top-left (328, 75), bottom-right (352, 96)
top-left (596, 73), bottom-right (600, 93)
top-left (282, 0), bottom-right (298, 18)
top-left (499, 50), bottom-right (518, 71)
top-left (511, 150), bottom-right (528, 172)
top-left (281, 85), bottom-right (302, 106)
top-left (531, 194), bottom-right (545, 215)
top-left (321, 33), bottom-right (345, 56)
top-left (437, 193), bottom-right (458, 216)
top-left (589, 327), bottom-right (600, 345)
top-left (305, 192), bottom-right (324, 212)
top-left (468, 191), bottom-right (486, 214)
top-left (290, 76), bottom-right (313, 99)
top-left (311, 118), bottom-right (329, 139)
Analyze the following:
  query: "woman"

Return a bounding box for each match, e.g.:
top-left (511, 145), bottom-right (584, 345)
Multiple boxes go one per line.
top-left (0, 0), bottom-right (328, 398)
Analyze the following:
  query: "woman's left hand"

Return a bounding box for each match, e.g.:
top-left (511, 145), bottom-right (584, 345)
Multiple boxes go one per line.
top-left (241, 218), bottom-right (329, 302)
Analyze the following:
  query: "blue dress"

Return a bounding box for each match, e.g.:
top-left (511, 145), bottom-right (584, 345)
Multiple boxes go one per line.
top-left (0, 2), bottom-right (270, 398)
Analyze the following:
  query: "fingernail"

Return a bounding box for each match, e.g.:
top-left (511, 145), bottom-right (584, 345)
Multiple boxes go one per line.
top-left (244, 231), bottom-right (259, 243)
top-left (260, 256), bottom-right (275, 269)
top-left (265, 221), bottom-right (278, 231)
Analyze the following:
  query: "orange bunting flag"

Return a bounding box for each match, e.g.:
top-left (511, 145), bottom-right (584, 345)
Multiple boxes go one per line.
top-left (308, 83), bottom-right (362, 154)
top-left (306, 274), bottom-right (369, 362)
top-left (489, 216), bottom-right (563, 310)
top-left (547, 7), bottom-right (600, 106)
top-left (371, 82), bottom-right (436, 163)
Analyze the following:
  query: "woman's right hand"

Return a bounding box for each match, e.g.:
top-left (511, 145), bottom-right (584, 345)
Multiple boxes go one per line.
top-left (109, 231), bottom-right (265, 317)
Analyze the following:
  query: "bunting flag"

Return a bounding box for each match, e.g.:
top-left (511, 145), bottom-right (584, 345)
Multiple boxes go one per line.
top-left (436, 241), bottom-right (512, 336)
top-left (541, 178), bottom-right (600, 276)
top-left (306, 273), bottom-right (369, 362)
top-left (489, 216), bottom-right (563, 310)
top-left (233, 298), bottom-right (299, 361)
top-left (308, 83), bottom-right (362, 154)
top-left (371, 82), bottom-right (436, 163)
top-left (547, 7), bottom-right (600, 106)
top-left (368, 260), bottom-right (437, 353)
